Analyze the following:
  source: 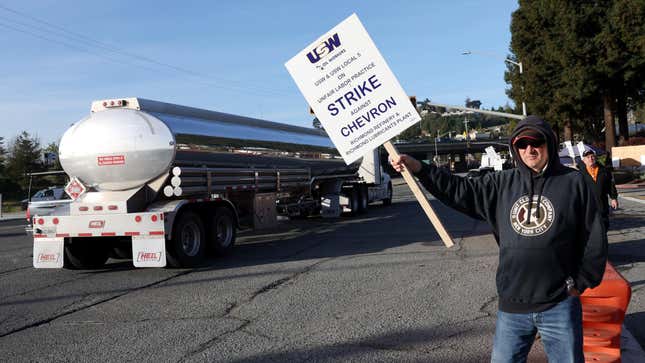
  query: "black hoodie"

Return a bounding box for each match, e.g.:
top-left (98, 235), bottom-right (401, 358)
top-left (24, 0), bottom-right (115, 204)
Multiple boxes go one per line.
top-left (414, 116), bottom-right (607, 313)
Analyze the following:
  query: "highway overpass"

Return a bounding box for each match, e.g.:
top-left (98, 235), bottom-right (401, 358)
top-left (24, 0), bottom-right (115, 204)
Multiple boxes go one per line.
top-left (379, 139), bottom-right (512, 173)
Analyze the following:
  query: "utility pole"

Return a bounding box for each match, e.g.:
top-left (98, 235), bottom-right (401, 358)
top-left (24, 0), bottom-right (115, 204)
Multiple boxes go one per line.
top-left (462, 50), bottom-right (527, 116)
top-left (434, 130), bottom-right (439, 155)
top-left (464, 115), bottom-right (470, 147)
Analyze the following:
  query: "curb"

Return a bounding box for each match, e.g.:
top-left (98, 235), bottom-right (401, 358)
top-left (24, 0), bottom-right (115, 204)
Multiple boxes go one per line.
top-left (0, 213), bottom-right (26, 221)
top-left (616, 183), bottom-right (645, 190)
top-left (620, 196), bottom-right (645, 205)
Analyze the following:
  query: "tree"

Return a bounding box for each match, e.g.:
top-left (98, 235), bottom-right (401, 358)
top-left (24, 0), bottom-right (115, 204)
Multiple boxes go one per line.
top-left (507, 1), bottom-right (598, 140)
top-left (43, 142), bottom-right (62, 170)
top-left (0, 136), bottom-right (10, 198)
top-left (312, 117), bottom-right (323, 130)
top-left (602, 0), bottom-right (645, 142)
top-left (0, 136), bottom-right (6, 174)
top-left (465, 98), bottom-right (482, 109)
top-left (5, 131), bottom-right (43, 191)
top-left (507, 0), bottom-right (645, 150)
top-left (398, 122), bottom-right (422, 141)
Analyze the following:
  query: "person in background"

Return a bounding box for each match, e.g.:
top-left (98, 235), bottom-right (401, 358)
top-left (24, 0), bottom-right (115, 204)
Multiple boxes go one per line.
top-left (390, 116), bottom-right (607, 363)
top-left (578, 149), bottom-right (619, 230)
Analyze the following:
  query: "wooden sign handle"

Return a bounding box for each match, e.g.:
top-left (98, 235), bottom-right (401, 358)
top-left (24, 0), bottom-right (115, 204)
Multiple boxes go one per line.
top-left (383, 141), bottom-right (454, 248)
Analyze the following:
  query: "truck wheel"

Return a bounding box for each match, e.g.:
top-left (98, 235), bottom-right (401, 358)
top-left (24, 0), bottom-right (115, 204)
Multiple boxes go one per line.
top-left (166, 211), bottom-right (206, 267)
top-left (383, 182), bottom-right (393, 206)
top-left (64, 239), bottom-right (110, 269)
top-left (346, 188), bottom-right (360, 216)
top-left (209, 207), bottom-right (236, 256)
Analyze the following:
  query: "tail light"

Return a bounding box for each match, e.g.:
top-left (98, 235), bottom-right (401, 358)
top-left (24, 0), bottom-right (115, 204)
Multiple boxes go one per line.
top-left (104, 99), bottom-right (127, 108)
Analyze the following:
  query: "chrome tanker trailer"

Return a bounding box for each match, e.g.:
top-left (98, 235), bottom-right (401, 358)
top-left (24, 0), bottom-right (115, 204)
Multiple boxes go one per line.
top-left (32, 98), bottom-right (392, 269)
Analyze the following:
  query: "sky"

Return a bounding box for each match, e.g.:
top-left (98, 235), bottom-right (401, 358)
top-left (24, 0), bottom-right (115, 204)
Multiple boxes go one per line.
top-left (0, 0), bottom-right (519, 146)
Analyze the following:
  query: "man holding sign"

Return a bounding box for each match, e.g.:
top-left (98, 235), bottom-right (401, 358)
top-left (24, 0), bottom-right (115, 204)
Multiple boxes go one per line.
top-left (391, 116), bottom-right (607, 362)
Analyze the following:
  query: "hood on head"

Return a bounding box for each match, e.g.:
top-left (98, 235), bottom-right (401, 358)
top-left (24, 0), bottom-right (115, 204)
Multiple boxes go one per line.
top-left (509, 115), bottom-right (561, 174)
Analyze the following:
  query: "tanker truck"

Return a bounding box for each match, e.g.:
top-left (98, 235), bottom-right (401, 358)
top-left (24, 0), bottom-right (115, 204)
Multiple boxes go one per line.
top-left (32, 98), bottom-right (393, 269)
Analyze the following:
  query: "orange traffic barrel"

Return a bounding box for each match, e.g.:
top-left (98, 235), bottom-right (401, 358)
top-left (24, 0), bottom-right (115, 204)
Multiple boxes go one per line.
top-left (584, 351), bottom-right (620, 363)
top-left (582, 304), bottom-right (620, 323)
top-left (581, 262), bottom-right (633, 362)
top-left (583, 327), bottom-right (619, 347)
top-left (582, 263), bottom-right (632, 316)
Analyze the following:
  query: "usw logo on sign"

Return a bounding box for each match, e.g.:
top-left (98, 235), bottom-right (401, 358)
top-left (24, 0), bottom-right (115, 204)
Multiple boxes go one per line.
top-left (306, 33), bottom-right (341, 64)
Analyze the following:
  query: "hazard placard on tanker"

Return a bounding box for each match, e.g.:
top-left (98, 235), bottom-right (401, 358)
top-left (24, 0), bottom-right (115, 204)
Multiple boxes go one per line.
top-left (285, 13), bottom-right (421, 164)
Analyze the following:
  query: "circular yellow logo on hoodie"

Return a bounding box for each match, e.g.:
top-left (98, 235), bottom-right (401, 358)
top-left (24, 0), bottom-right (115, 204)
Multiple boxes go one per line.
top-left (510, 195), bottom-right (555, 236)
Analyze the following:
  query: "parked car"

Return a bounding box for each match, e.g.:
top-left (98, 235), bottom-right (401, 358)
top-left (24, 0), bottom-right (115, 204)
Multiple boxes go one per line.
top-left (23, 187), bottom-right (72, 220)
top-left (21, 187), bottom-right (67, 209)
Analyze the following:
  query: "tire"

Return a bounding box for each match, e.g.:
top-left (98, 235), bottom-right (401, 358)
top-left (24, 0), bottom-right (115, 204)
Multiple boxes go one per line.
top-left (166, 211), bottom-right (206, 267)
top-left (64, 239), bottom-right (110, 269)
top-left (209, 207), bottom-right (236, 256)
top-left (346, 188), bottom-right (360, 216)
top-left (383, 182), bottom-right (393, 206)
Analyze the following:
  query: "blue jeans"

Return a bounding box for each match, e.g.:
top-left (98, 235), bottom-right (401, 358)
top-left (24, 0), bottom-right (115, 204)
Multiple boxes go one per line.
top-left (491, 296), bottom-right (583, 363)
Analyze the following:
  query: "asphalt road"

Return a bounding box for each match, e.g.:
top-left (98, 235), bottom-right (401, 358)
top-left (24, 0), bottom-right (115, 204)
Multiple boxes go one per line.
top-left (0, 181), bottom-right (643, 362)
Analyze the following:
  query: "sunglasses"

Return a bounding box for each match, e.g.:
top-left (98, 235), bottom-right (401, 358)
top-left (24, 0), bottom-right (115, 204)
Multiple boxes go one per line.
top-left (514, 138), bottom-right (545, 149)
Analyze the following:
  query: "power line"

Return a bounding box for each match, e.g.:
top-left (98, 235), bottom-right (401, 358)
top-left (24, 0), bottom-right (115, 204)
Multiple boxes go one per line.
top-left (0, 16), bottom-right (292, 98)
top-left (0, 21), bottom-right (162, 74)
top-left (0, 4), bottom-right (295, 98)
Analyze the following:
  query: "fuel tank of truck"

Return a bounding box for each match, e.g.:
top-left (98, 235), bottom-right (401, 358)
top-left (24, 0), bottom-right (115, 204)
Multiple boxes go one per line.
top-left (59, 108), bottom-right (176, 191)
top-left (59, 98), bottom-right (351, 192)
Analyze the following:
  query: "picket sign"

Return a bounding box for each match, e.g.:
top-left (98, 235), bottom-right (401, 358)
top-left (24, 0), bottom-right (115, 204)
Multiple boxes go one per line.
top-left (285, 13), bottom-right (453, 248)
top-left (382, 141), bottom-right (454, 247)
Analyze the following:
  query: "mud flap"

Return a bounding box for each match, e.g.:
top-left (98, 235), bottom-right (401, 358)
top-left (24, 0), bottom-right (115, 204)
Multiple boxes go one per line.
top-left (321, 194), bottom-right (341, 218)
top-left (33, 238), bottom-right (64, 268)
top-left (132, 236), bottom-right (166, 267)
